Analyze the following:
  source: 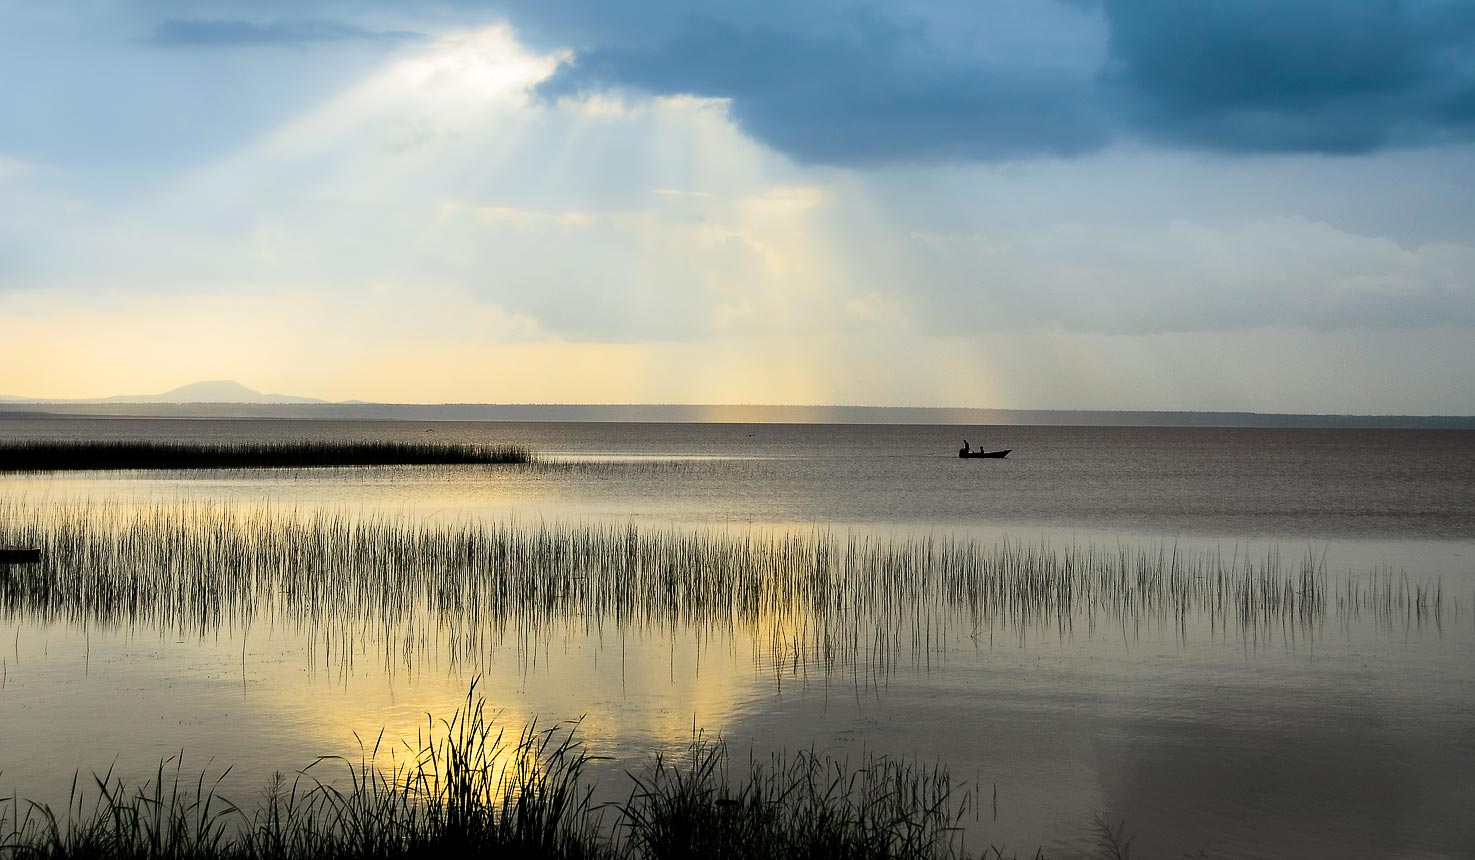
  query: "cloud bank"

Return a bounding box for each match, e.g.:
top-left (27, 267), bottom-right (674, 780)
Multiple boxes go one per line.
top-left (1102, 0), bottom-right (1475, 154)
top-left (530, 0), bottom-right (1475, 165)
top-left (11, 1), bottom-right (1475, 169)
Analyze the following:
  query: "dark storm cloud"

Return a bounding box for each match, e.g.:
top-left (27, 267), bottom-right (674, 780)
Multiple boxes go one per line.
top-left (518, 0), bottom-right (1475, 164)
top-left (17, 0), bottom-right (1475, 169)
top-left (150, 18), bottom-right (423, 48)
top-left (539, 14), bottom-right (1107, 164)
top-left (1099, 0), bottom-right (1475, 153)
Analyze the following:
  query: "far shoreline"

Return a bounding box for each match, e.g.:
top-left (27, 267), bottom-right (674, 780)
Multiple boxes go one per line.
top-left (2, 402), bottom-right (1473, 429)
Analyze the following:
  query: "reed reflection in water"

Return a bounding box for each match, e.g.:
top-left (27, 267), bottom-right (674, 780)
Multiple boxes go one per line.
top-left (0, 501), bottom-right (1455, 684)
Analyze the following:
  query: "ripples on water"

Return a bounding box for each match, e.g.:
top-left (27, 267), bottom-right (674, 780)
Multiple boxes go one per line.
top-left (1, 418), bottom-right (1473, 859)
top-left (5, 419), bottom-right (1474, 539)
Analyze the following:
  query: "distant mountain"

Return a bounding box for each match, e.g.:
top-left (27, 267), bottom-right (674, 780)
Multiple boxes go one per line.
top-left (2, 380), bottom-right (326, 404)
top-left (103, 380), bottom-right (325, 404)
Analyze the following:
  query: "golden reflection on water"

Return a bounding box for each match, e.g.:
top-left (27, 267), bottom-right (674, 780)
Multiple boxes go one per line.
top-left (264, 625), bottom-right (763, 764)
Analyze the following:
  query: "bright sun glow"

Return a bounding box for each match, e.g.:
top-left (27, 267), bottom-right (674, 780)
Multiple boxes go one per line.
top-left (2, 12), bottom-right (1473, 413)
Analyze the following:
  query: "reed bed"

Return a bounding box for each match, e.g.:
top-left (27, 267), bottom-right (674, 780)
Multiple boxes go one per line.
top-left (0, 441), bottom-right (533, 472)
top-left (620, 736), bottom-right (978, 860)
top-left (0, 683), bottom-right (996, 860)
top-left (0, 501), bottom-right (1450, 681)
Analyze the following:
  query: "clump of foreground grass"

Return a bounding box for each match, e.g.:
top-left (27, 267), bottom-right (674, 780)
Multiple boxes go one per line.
top-left (0, 440), bottom-right (533, 472)
top-left (0, 685), bottom-right (1008, 860)
top-left (620, 737), bottom-right (977, 860)
top-left (0, 683), bottom-right (602, 860)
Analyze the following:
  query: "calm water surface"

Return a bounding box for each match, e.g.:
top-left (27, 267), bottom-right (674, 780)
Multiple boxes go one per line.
top-left (2, 416), bottom-right (1473, 859)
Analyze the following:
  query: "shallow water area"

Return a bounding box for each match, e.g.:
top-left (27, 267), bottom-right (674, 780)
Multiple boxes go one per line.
top-left (2, 416), bottom-right (1474, 859)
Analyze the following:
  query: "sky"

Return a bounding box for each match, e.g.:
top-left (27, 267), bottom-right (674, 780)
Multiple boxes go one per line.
top-left (1, 1), bottom-right (1473, 413)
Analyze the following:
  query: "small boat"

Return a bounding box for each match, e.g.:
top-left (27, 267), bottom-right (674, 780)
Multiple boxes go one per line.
top-left (0, 547), bottom-right (41, 564)
top-left (959, 449), bottom-right (1010, 459)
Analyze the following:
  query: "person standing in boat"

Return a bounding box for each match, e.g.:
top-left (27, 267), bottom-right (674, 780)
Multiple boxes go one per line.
top-left (960, 440), bottom-right (970, 456)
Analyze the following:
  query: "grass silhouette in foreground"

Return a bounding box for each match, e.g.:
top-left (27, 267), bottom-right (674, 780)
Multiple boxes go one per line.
top-left (0, 682), bottom-right (1056, 860)
top-left (0, 440), bottom-right (533, 472)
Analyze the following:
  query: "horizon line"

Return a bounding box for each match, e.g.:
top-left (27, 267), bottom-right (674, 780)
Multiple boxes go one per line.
top-left (2, 400), bottom-right (1472, 424)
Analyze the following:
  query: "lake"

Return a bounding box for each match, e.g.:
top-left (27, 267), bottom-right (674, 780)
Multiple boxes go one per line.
top-left (1, 415), bottom-right (1472, 859)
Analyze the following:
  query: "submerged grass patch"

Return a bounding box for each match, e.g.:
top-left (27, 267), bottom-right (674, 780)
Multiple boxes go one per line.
top-left (0, 683), bottom-right (1000, 860)
top-left (0, 501), bottom-right (1451, 682)
top-left (0, 441), bottom-right (533, 472)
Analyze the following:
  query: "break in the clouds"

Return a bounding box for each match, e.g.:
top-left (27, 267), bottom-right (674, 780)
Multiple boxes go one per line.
top-left (2, 2), bottom-right (1474, 412)
top-left (536, 4), bottom-right (1109, 165)
top-left (9, 1), bottom-right (1470, 169)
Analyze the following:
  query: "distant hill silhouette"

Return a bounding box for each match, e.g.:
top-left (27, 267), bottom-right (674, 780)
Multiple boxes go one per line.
top-left (2, 380), bottom-right (325, 404)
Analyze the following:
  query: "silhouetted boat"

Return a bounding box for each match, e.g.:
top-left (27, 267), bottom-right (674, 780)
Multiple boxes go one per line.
top-left (959, 449), bottom-right (1010, 459)
top-left (0, 547), bottom-right (41, 564)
